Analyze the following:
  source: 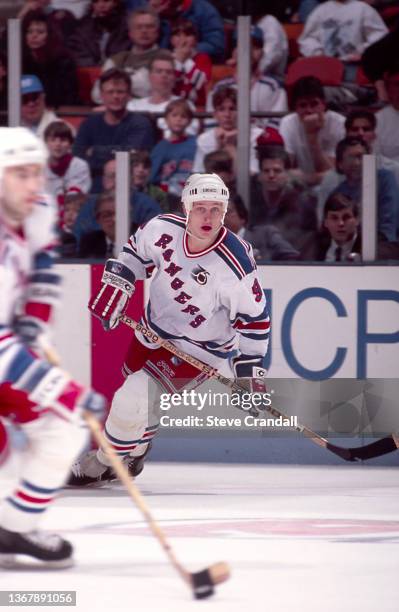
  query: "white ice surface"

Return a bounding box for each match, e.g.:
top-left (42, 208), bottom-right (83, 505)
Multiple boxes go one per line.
top-left (1, 461), bottom-right (399, 612)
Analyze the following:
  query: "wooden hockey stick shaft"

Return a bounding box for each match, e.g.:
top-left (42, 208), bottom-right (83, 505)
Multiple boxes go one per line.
top-left (119, 315), bottom-right (356, 462)
top-left (39, 336), bottom-right (229, 597)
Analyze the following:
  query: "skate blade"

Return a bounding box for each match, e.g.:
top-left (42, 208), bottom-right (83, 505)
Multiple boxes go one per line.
top-left (0, 553), bottom-right (74, 570)
top-left (64, 478), bottom-right (115, 489)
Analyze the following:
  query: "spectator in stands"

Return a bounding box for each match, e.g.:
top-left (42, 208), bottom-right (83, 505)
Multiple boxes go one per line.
top-left (127, 50), bottom-right (199, 137)
top-left (376, 66), bottom-right (399, 163)
top-left (17, 1), bottom-right (78, 40)
top-left (68, 0), bottom-right (131, 67)
top-left (301, 192), bottom-right (361, 261)
top-left (59, 189), bottom-right (86, 258)
top-left (225, 193), bottom-right (300, 261)
top-left (20, 74), bottom-right (64, 139)
top-left (79, 191), bottom-right (117, 258)
top-left (211, 25), bottom-right (287, 129)
top-left (332, 137), bottom-right (398, 241)
top-left (203, 150), bottom-right (236, 191)
top-left (170, 20), bottom-right (210, 107)
top-left (73, 156), bottom-right (161, 241)
top-left (44, 121), bottom-right (91, 210)
top-left (256, 13), bottom-right (288, 81)
top-left (298, 0), bottom-right (388, 81)
top-left (249, 145), bottom-right (318, 251)
top-left (317, 109), bottom-right (399, 222)
top-left (73, 68), bottom-right (156, 192)
top-left (193, 87), bottom-right (263, 175)
top-left (150, 99), bottom-right (196, 200)
top-left (130, 150), bottom-right (168, 209)
top-left (125, 0), bottom-right (225, 61)
top-left (91, 7), bottom-right (160, 104)
top-left (22, 9), bottom-right (79, 107)
top-left (361, 23), bottom-right (399, 102)
top-left (280, 76), bottom-right (345, 186)
top-left (51, 1), bottom-right (91, 19)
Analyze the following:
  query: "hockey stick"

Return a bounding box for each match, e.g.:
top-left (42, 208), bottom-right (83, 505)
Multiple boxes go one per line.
top-left (120, 314), bottom-right (396, 463)
top-left (39, 337), bottom-right (230, 599)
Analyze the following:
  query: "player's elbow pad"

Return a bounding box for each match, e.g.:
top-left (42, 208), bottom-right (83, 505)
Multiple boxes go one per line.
top-left (88, 259), bottom-right (135, 330)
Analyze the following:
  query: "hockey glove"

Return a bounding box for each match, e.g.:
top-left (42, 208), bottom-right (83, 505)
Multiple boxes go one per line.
top-left (88, 259), bottom-right (135, 331)
top-left (232, 355), bottom-right (267, 381)
top-left (20, 360), bottom-right (106, 423)
top-left (232, 355), bottom-right (268, 415)
top-left (14, 317), bottom-right (45, 346)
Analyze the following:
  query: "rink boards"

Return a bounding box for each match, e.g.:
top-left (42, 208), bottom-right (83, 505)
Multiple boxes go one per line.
top-left (54, 263), bottom-right (399, 390)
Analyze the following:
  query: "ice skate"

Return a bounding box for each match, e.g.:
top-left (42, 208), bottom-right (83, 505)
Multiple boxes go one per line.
top-left (68, 443), bottom-right (152, 486)
top-left (0, 527), bottom-right (73, 569)
top-left (122, 442), bottom-right (153, 478)
top-left (67, 449), bottom-right (114, 486)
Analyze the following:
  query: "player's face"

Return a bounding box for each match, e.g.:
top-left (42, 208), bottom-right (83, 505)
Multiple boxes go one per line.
top-left (0, 164), bottom-right (44, 226)
top-left (346, 118), bottom-right (375, 146)
top-left (187, 201), bottom-right (224, 239)
top-left (324, 207), bottom-right (359, 245)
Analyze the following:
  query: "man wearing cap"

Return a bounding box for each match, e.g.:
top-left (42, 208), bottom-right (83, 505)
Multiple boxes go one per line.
top-left (207, 25), bottom-right (287, 129)
top-left (20, 75), bottom-right (61, 140)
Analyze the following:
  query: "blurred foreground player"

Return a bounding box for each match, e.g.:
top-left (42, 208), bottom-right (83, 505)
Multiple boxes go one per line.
top-left (70, 173), bottom-right (270, 485)
top-left (0, 128), bottom-right (105, 567)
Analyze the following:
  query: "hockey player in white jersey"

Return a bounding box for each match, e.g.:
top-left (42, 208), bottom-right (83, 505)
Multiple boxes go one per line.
top-left (0, 127), bottom-right (105, 567)
top-left (70, 173), bottom-right (270, 485)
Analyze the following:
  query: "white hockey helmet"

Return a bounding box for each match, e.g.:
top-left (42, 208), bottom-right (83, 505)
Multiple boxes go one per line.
top-left (0, 127), bottom-right (47, 177)
top-left (181, 173), bottom-right (229, 217)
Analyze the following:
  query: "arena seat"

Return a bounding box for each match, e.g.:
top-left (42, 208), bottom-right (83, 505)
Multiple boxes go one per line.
top-left (285, 56), bottom-right (345, 88)
top-left (207, 65), bottom-right (235, 94)
top-left (283, 23), bottom-right (304, 64)
top-left (77, 66), bottom-right (102, 105)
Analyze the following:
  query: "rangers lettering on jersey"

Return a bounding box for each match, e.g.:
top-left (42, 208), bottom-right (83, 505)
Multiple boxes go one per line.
top-left (119, 213), bottom-right (270, 367)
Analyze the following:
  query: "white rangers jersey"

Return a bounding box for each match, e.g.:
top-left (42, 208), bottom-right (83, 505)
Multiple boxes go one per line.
top-left (118, 214), bottom-right (270, 366)
top-left (0, 195), bottom-right (60, 386)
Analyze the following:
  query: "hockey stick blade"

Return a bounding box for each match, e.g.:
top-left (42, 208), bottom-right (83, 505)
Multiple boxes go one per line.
top-left (345, 436), bottom-right (399, 461)
top-left (325, 442), bottom-right (358, 462)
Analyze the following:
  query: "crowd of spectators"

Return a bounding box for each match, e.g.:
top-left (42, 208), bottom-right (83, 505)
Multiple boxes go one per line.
top-left (1, 0), bottom-right (399, 261)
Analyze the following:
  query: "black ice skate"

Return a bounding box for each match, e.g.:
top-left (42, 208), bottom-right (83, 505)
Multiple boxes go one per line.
top-left (68, 443), bottom-right (152, 486)
top-left (0, 527), bottom-right (73, 569)
top-left (123, 442), bottom-right (153, 478)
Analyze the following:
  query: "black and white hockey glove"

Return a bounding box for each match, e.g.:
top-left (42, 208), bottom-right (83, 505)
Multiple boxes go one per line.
top-left (88, 259), bottom-right (135, 331)
top-left (232, 355), bottom-right (267, 381)
top-left (232, 355), bottom-right (268, 414)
